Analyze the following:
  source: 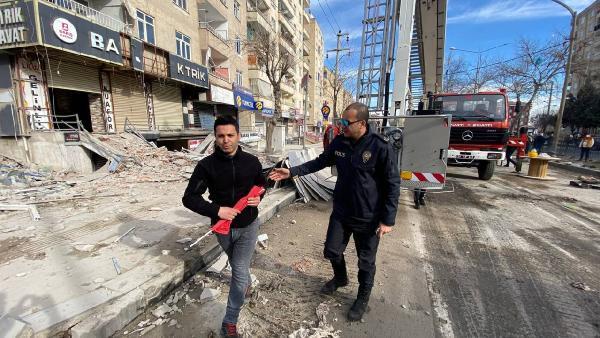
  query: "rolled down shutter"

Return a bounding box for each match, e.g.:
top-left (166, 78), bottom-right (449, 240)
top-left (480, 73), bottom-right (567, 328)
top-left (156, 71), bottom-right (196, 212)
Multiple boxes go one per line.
top-left (45, 60), bottom-right (101, 93)
top-left (111, 73), bottom-right (148, 131)
top-left (152, 82), bottom-right (182, 130)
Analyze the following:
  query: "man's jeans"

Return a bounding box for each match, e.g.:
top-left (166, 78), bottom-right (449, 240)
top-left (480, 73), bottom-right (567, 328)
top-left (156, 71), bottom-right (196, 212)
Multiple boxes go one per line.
top-left (216, 219), bottom-right (259, 324)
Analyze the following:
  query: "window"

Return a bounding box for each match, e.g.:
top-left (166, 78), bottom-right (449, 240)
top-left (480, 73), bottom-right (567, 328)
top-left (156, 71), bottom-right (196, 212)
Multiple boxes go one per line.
top-left (176, 31), bottom-right (191, 60)
top-left (172, 0), bottom-right (187, 10)
top-left (236, 70), bottom-right (243, 86)
top-left (235, 35), bottom-right (241, 55)
top-left (136, 10), bottom-right (155, 44)
top-left (234, 0), bottom-right (240, 20)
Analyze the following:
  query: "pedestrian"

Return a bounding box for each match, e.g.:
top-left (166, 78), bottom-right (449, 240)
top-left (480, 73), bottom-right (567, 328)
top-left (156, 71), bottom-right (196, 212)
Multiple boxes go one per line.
top-left (182, 116), bottom-right (265, 338)
top-left (413, 189), bottom-right (426, 209)
top-left (269, 102), bottom-right (401, 322)
top-left (578, 134), bottom-right (595, 162)
top-left (533, 131), bottom-right (547, 153)
top-left (505, 144), bottom-right (517, 167)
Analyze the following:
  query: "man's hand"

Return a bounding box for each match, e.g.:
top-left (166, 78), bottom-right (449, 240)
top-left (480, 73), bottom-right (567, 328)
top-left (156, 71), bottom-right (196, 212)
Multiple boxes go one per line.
top-left (218, 207), bottom-right (240, 221)
top-left (377, 224), bottom-right (393, 239)
top-left (247, 196), bottom-right (261, 207)
top-left (269, 168), bottom-right (291, 181)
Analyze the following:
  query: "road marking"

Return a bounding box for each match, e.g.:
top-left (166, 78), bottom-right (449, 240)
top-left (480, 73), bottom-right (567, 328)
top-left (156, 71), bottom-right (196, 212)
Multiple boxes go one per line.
top-left (411, 208), bottom-right (455, 338)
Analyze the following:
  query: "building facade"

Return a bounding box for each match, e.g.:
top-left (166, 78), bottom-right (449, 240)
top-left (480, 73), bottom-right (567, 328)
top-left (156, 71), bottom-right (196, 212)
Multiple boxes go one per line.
top-left (571, 0), bottom-right (600, 96)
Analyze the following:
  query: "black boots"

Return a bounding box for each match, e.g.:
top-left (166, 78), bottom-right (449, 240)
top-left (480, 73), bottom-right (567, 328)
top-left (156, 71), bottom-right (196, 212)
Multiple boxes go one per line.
top-left (320, 258), bottom-right (348, 294)
top-left (347, 286), bottom-right (371, 321)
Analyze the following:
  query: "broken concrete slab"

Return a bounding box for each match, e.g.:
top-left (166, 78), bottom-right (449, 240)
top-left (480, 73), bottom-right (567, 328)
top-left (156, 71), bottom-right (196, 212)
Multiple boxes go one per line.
top-left (151, 304), bottom-right (173, 318)
top-left (206, 253), bottom-right (228, 274)
top-left (200, 288), bottom-right (221, 302)
top-left (0, 315), bottom-right (34, 338)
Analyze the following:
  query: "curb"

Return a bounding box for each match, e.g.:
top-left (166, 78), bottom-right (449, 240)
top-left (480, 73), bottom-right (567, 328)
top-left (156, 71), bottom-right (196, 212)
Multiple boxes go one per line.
top-left (24, 188), bottom-right (297, 338)
top-left (549, 162), bottom-right (600, 177)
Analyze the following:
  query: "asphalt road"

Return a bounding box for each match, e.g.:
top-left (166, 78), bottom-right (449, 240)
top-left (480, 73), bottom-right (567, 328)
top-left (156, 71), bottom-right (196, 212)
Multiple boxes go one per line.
top-left (115, 164), bottom-right (600, 337)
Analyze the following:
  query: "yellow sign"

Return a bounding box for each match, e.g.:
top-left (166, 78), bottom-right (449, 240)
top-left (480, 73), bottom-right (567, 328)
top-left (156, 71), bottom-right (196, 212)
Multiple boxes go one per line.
top-left (236, 95), bottom-right (242, 107)
top-left (321, 105), bottom-right (330, 114)
top-left (401, 171), bottom-right (413, 180)
top-left (255, 101), bottom-right (263, 110)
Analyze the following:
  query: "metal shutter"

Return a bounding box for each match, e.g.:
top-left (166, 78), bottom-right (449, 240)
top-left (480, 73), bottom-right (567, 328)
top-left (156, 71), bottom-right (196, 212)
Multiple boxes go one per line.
top-left (111, 73), bottom-right (148, 131)
top-left (45, 60), bottom-right (101, 93)
top-left (152, 82), bottom-right (182, 130)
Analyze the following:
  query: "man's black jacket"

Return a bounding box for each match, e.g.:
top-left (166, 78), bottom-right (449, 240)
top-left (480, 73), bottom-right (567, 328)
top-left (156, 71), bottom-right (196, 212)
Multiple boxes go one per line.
top-left (182, 147), bottom-right (265, 228)
top-left (290, 127), bottom-right (400, 227)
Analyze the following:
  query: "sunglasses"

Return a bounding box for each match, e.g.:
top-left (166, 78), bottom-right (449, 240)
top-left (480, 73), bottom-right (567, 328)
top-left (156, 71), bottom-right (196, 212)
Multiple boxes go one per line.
top-left (337, 118), bottom-right (363, 127)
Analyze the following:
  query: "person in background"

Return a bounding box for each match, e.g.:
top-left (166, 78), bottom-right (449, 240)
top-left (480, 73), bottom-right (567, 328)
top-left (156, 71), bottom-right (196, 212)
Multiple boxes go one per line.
top-left (579, 134), bottom-right (595, 162)
top-left (533, 131), bottom-right (547, 153)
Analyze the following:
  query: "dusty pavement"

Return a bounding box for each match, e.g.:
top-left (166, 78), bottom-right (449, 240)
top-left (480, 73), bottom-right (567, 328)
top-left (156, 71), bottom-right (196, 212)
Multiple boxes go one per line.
top-left (113, 163), bottom-right (600, 338)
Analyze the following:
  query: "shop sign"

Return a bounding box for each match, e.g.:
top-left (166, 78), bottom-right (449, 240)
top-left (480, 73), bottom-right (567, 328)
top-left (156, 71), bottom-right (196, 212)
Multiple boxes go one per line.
top-left (18, 57), bottom-right (50, 130)
top-left (100, 72), bottom-right (116, 133)
top-left (39, 2), bottom-right (122, 64)
top-left (169, 54), bottom-right (208, 89)
top-left (210, 85), bottom-right (234, 105)
top-left (261, 107), bottom-right (274, 118)
top-left (64, 131), bottom-right (80, 143)
top-left (233, 85), bottom-right (255, 110)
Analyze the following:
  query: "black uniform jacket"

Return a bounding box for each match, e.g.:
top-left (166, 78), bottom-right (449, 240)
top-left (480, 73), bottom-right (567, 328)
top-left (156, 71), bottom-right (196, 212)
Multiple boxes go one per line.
top-left (290, 127), bottom-right (400, 227)
top-left (182, 146), bottom-right (266, 228)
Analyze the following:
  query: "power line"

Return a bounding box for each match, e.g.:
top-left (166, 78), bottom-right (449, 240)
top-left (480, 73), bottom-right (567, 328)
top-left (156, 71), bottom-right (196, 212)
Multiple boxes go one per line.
top-left (323, 0), bottom-right (341, 31)
top-left (445, 42), bottom-right (566, 77)
top-left (316, 0), bottom-right (337, 36)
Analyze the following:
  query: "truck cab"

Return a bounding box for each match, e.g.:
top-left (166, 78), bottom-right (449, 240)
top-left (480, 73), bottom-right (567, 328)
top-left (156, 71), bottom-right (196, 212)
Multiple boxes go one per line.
top-left (432, 91), bottom-right (510, 180)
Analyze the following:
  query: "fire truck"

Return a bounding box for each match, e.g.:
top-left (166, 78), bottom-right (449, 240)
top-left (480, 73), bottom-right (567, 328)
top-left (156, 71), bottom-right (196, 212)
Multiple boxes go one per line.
top-left (431, 89), bottom-right (510, 180)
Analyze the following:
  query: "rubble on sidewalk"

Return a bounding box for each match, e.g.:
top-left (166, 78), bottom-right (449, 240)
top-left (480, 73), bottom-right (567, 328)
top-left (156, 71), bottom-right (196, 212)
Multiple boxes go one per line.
top-left (288, 302), bottom-right (341, 338)
top-left (569, 175), bottom-right (600, 189)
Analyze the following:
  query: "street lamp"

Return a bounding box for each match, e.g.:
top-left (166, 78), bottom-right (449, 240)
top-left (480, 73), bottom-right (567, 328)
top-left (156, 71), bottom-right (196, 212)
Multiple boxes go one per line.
top-left (449, 43), bottom-right (510, 93)
top-left (550, 0), bottom-right (577, 155)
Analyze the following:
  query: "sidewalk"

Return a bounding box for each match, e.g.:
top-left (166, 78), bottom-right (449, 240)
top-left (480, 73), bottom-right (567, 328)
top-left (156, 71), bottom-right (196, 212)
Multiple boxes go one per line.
top-left (0, 182), bottom-right (295, 337)
top-left (549, 159), bottom-right (600, 177)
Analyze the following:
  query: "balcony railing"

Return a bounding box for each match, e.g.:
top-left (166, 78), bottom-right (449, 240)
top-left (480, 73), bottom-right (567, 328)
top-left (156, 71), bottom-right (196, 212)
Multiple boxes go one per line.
top-left (210, 67), bottom-right (231, 83)
top-left (247, 7), bottom-right (270, 23)
top-left (199, 22), bottom-right (229, 43)
top-left (44, 0), bottom-right (133, 35)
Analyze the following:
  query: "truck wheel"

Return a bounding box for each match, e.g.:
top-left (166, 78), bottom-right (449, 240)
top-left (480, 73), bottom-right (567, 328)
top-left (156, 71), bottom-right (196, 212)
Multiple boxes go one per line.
top-left (478, 161), bottom-right (495, 180)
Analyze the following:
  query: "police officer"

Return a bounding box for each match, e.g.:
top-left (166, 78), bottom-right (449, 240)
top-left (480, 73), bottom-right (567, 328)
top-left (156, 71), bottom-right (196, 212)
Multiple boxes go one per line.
top-left (269, 102), bottom-right (400, 321)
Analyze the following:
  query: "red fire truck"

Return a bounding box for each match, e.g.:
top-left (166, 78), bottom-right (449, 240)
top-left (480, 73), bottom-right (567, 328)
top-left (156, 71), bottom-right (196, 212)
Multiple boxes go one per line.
top-left (432, 90), bottom-right (510, 180)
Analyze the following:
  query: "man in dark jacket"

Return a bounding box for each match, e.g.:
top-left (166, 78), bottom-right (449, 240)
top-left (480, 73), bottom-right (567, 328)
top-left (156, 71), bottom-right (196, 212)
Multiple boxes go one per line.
top-left (269, 102), bottom-right (401, 322)
top-left (182, 116), bottom-right (265, 338)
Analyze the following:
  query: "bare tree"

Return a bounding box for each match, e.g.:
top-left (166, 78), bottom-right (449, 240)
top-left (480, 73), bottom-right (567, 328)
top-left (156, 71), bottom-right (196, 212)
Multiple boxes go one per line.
top-left (326, 66), bottom-right (355, 118)
top-left (246, 30), bottom-right (296, 154)
top-left (443, 53), bottom-right (469, 93)
top-left (495, 36), bottom-right (568, 114)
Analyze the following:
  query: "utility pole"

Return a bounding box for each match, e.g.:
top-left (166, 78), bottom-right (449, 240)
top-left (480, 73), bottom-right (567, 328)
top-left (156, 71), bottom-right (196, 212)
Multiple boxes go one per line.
top-left (327, 30), bottom-right (350, 118)
top-left (546, 81), bottom-right (554, 116)
top-left (551, 0), bottom-right (577, 155)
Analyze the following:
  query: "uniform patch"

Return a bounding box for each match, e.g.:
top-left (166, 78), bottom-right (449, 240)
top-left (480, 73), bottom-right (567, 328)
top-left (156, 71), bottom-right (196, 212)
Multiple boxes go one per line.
top-left (362, 150), bottom-right (372, 163)
top-left (335, 150), bottom-right (346, 158)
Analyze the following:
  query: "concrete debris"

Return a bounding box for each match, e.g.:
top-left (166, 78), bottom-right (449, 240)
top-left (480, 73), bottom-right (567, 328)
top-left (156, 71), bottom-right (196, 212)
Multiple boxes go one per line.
top-left (73, 243), bottom-right (96, 252)
top-left (401, 304), bottom-right (407, 309)
top-left (162, 250), bottom-right (170, 256)
top-left (207, 253), bottom-right (229, 273)
top-left (148, 207), bottom-right (163, 211)
top-left (94, 278), bottom-right (105, 284)
top-left (176, 237), bottom-right (193, 244)
top-left (185, 294), bottom-right (196, 304)
top-left (139, 324), bottom-right (156, 336)
top-left (152, 304), bottom-right (174, 318)
top-left (200, 287), bottom-right (221, 302)
top-left (131, 235), bottom-right (160, 248)
top-left (0, 204), bottom-right (41, 221)
top-left (570, 282), bottom-right (591, 291)
top-left (251, 274), bottom-right (259, 288)
top-left (257, 233), bottom-right (269, 248)
top-left (168, 319), bottom-right (178, 327)
top-left (290, 220), bottom-right (297, 224)
top-left (152, 318), bottom-right (165, 326)
top-left (112, 257), bottom-right (122, 275)
top-left (291, 258), bottom-right (313, 273)
top-left (16, 272), bottom-right (28, 277)
top-left (137, 319), bottom-right (151, 327)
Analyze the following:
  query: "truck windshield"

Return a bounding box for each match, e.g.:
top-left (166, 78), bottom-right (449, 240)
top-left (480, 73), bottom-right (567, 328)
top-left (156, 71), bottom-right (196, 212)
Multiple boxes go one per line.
top-left (434, 94), bottom-right (506, 121)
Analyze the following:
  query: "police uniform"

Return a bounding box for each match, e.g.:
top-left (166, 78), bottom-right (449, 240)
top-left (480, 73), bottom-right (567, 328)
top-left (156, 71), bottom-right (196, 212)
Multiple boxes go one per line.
top-left (289, 126), bottom-right (400, 292)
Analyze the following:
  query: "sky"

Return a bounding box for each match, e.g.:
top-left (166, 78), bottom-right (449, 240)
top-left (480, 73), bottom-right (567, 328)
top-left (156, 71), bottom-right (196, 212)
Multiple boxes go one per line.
top-left (308, 0), bottom-right (596, 114)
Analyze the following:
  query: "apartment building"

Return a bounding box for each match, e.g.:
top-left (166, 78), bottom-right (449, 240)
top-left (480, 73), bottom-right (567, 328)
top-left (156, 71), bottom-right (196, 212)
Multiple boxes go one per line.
top-left (571, 0), bottom-right (600, 96)
top-left (304, 11), bottom-right (324, 132)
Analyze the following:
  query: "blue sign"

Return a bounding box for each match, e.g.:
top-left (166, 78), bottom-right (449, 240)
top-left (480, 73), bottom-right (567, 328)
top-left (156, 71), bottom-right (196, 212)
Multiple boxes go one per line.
top-left (323, 112), bottom-right (329, 120)
top-left (233, 85), bottom-right (255, 110)
top-left (261, 108), bottom-right (274, 118)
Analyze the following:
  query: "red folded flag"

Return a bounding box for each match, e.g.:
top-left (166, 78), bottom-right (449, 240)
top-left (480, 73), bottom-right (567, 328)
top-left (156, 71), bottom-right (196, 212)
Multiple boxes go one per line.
top-left (211, 185), bottom-right (265, 235)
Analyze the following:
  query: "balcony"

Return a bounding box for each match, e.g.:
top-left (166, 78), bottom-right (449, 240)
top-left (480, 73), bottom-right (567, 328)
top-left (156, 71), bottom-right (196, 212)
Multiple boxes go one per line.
top-left (279, 16), bottom-right (294, 37)
top-left (303, 9), bottom-right (310, 24)
top-left (247, 8), bottom-right (271, 32)
top-left (281, 80), bottom-right (295, 96)
top-left (303, 0), bottom-right (310, 9)
top-left (249, 0), bottom-right (272, 11)
top-left (303, 42), bottom-right (309, 56)
top-left (279, 38), bottom-right (295, 55)
top-left (250, 78), bottom-right (273, 99)
top-left (43, 0), bottom-right (134, 35)
top-left (279, 0), bottom-right (294, 19)
top-left (199, 22), bottom-right (230, 57)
